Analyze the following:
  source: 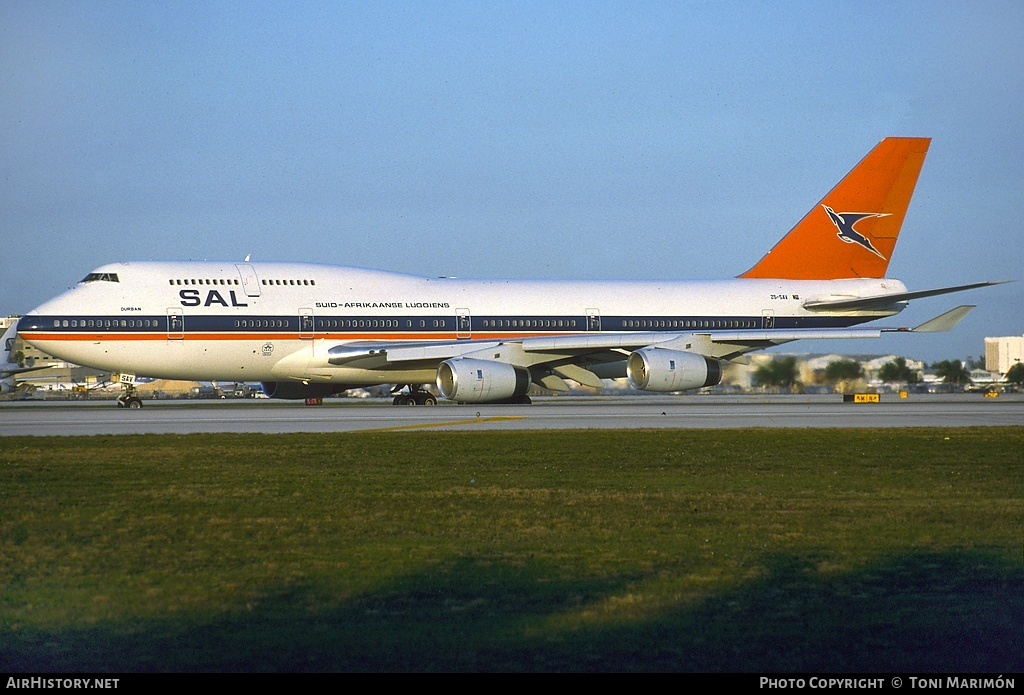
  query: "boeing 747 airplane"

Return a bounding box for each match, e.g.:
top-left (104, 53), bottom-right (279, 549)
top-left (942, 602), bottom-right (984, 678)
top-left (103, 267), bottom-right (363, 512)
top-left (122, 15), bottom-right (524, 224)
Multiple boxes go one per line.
top-left (17, 137), bottom-right (999, 406)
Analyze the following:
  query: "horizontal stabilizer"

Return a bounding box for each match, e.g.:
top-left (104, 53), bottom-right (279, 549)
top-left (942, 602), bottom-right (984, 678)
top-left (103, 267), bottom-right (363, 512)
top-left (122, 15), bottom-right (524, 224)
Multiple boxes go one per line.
top-left (911, 305), bottom-right (975, 333)
top-left (803, 281), bottom-right (1005, 311)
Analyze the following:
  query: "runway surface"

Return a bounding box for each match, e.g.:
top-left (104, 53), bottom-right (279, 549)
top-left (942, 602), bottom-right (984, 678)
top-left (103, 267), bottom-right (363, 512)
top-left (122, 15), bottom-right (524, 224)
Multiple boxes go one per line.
top-left (2, 394), bottom-right (1022, 435)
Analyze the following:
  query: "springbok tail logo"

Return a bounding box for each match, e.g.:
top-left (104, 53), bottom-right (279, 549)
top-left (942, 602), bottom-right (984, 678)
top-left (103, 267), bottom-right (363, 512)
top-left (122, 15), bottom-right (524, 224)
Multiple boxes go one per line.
top-left (822, 206), bottom-right (890, 260)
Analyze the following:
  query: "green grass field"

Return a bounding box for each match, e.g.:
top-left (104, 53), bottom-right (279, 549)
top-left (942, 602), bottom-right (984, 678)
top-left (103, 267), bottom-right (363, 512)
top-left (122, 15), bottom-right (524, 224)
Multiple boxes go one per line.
top-left (1, 428), bottom-right (1021, 672)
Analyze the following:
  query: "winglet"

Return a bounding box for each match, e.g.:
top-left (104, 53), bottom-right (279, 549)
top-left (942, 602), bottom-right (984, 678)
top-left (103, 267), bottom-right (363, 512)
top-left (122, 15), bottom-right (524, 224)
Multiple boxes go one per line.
top-left (740, 137), bottom-right (931, 280)
top-left (911, 305), bottom-right (975, 333)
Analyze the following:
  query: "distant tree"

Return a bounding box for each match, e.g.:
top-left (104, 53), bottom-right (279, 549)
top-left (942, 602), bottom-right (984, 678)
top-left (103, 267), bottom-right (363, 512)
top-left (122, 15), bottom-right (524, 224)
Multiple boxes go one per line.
top-left (824, 359), bottom-right (864, 382)
top-left (753, 356), bottom-right (799, 390)
top-left (878, 357), bottom-right (920, 384)
top-left (821, 359), bottom-right (864, 394)
top-left (933, 360), bottom-right (971, 386)
top-left (1005, 363), bottom-right (1024, 385)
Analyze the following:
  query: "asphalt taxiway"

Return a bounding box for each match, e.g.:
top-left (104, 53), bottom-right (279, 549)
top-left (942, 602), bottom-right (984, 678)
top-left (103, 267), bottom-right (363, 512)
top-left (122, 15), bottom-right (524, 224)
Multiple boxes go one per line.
top-left (1, 394), bottom-right (1022, 436)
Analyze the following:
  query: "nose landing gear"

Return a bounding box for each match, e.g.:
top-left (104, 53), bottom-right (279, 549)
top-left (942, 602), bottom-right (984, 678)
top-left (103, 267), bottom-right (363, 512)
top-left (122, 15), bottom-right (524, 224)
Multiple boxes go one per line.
top-left (116, 383), bottom-right (143, 409)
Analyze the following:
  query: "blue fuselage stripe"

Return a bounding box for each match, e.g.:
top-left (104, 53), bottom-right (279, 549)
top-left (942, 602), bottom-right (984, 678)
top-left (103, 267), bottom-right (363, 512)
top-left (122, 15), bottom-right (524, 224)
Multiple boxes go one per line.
top-left (21, 313), bottom-right (871, 335)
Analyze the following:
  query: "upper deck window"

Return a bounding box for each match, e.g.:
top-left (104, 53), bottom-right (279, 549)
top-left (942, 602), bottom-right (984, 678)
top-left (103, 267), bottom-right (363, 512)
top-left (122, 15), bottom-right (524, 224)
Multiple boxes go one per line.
top-left (81, 273), bottom-right (119, 283)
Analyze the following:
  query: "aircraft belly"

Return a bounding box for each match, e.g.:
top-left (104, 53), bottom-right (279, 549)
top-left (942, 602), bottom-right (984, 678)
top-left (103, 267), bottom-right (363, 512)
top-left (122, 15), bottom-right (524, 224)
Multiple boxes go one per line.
top-left (27, 334), bottom-right (439, 385)
top-left (26, 338), bottom-right (284, 381)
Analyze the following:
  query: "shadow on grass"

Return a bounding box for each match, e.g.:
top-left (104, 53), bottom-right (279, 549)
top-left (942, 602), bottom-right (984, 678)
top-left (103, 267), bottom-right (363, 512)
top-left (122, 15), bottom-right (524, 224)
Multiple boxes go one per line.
top-left (4, 550), bottom-right (1022, 672)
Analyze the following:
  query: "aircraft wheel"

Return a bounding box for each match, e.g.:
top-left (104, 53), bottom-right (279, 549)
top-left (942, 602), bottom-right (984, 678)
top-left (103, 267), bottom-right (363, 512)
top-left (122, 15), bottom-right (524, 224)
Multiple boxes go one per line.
top-left (413, 392), bottom-right (437, 406)
top-left (127, 397), bottom-right (143, 409)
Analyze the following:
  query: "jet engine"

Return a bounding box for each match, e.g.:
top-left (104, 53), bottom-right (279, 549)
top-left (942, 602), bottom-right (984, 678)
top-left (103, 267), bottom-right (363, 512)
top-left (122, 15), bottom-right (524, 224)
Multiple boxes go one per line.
top-left (260, 381), bottom-right (349, 400)
top-left (0, 378), bottom-right (15, 394)
top-left (436, 358), bottom-right (531, 403)
top-left (626, 348), bottom-right (722, 392)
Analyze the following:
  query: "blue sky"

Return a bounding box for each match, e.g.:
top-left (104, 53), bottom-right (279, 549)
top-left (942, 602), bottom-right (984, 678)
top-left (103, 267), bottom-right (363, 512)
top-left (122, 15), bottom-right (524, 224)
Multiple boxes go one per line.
top-left (2, 1), bottom-right (1021, 363)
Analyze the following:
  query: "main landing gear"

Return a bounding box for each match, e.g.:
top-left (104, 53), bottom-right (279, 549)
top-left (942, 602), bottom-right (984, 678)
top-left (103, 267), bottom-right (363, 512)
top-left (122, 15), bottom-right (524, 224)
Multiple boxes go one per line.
top-left (390, 385), bottom-right (437, 406)
top-left (116, 383), bottom-right (144, 409)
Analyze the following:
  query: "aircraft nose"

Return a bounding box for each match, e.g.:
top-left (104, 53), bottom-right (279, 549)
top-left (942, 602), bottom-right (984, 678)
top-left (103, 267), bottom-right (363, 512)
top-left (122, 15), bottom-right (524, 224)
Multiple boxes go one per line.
top-left (18, 288), bottom-right (79, 334)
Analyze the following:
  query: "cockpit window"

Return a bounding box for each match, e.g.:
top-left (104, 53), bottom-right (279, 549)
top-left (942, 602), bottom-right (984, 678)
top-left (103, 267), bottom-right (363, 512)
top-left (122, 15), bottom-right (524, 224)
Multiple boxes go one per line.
top-left (81, 273), bottom-right (119, 283)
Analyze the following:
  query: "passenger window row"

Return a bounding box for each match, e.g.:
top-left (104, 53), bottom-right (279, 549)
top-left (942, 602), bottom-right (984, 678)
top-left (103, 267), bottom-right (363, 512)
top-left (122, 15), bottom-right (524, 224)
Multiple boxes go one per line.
top-left (261, 279), bottom-right (315, 286)
top-left (621, 319), bottom-right (757, 329)
top-left (170, 278), bottom-right (240, 286)
top-left (53, 319), bottom-right (158, 328)
top-left (481, 319), bottom-right (579, 328)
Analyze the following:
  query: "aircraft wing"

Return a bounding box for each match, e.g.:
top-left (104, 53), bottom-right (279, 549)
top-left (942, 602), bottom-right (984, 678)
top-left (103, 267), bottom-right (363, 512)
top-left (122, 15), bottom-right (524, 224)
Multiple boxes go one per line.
top-left (330, 327), bottom-right (894, 367)
top-left (323, 306), bottom-right (975, 390)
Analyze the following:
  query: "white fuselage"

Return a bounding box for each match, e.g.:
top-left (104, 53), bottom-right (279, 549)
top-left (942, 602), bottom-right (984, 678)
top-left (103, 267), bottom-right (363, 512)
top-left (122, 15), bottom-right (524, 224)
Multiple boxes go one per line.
top-left (19, 261), bottom-right (907, 385)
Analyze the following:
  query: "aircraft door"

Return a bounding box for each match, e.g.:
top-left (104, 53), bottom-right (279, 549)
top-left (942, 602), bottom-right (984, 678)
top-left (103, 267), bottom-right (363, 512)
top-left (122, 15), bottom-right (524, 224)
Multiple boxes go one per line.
top-left (235, 264), bottom-right (262, 297)
top-left (456, 308), bottom-right (471, 339)
top-left (586, 309), bottom-right (601, 332)
top-left (299, 308), bottom-right (314, 340)
top-left (167, 308), bottom-right (184, 340)
top-left (762, 310), bottom-right (775, 330)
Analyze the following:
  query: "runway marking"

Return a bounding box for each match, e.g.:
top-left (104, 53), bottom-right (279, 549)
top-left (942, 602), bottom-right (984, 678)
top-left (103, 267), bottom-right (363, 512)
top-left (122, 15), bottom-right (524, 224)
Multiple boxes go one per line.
top-left (355, 415), bottom-right (527, 432)
top-left (2, 397), bottom-right (1022, 435)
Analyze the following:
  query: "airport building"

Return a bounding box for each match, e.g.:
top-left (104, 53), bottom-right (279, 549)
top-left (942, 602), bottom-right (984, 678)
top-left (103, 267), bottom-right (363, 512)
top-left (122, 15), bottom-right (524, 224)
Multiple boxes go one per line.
top-left (985, 335), bottom-right (1024, 375)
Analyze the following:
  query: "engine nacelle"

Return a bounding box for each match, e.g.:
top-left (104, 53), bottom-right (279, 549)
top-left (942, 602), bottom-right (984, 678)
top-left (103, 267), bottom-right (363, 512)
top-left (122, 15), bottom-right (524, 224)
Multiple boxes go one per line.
top-left (0, 378), bottom-right (15, 394)
top-left (260, 381), bottom-right (348, 400)
top-left (626, 348), bottom-right (722, 392)
top-left (436, 358), bottom-right (531, 403)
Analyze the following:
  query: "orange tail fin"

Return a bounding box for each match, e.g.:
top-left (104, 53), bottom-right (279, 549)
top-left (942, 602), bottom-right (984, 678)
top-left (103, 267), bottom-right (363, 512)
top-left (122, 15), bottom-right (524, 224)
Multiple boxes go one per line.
top-left (739, 137), bottom-right (930, 280)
